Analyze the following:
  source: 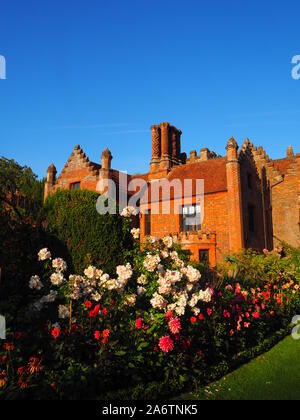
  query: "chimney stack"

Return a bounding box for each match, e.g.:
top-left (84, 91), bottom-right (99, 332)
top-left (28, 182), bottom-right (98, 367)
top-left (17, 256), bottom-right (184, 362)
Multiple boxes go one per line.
top-left (200, 148), bottom-right (210, 161)
top-left (150, 125), bottom-right (161, 171)
top-left (44, 163), bottom-right (57, 202)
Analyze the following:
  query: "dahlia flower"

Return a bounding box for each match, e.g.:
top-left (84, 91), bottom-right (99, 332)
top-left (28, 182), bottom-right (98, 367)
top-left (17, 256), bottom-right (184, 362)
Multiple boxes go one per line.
top-left (158, 335), bottom-right (174, 353)
top-left (168, 317), bottom-right (181, 334)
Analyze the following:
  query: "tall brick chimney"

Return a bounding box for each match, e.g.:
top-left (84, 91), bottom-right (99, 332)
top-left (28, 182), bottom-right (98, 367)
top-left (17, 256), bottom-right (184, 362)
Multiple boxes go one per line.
top-left (44, 163), bottom-right (57, 202)
top-left (150, 125), bottom-right (161, 171)
top-left (149, 122), bottom-right (182, 178)
top-left (226, 137), bottom-right (244, 251)
top-left (160, 122), bottom-right (171, 170)
top-left (171, 127), bottom-right (182, 165)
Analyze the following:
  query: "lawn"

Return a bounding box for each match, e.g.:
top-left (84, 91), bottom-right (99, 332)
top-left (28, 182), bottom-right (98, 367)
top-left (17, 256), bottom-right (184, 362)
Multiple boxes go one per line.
top-left (180, 335), bottom-right (300, 400)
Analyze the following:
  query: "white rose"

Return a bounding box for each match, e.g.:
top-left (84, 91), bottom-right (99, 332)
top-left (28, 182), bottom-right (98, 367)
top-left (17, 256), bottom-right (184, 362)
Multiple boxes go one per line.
top-left (38, 248), bottom-right (51, 261)
top-left (29, 275), bottom-right (43, 290)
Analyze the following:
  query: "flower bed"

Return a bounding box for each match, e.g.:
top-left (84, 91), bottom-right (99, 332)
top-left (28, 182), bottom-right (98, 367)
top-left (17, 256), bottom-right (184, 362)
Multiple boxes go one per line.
top-left (0, 219), bottom-right (299, 400)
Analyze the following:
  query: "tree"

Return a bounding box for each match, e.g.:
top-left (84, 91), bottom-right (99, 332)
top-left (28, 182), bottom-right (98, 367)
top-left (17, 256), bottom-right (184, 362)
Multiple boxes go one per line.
top-left (0, 157), bottom-right (44, 223)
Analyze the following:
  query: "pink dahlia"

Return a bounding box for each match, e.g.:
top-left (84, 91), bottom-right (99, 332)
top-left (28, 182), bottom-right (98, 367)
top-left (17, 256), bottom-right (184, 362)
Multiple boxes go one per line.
top-left (158, 335), bottom-right (174, 353)
top-left (168, 317), bottom-right (181, 335)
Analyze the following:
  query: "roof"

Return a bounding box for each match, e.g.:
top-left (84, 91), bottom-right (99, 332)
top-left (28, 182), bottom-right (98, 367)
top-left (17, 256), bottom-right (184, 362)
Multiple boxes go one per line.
top-left (167, 157), bottom-right (227, 194)
top-left (272, 157), bottom-right (295, 175)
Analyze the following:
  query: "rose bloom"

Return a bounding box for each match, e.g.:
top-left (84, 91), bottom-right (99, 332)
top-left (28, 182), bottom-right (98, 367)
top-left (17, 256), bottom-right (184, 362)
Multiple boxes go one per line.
top-left (84, 266), bottom-right (97, 279)
top-left (162, 235), bottom-right (173, 249)
top-left (102, 329), bottom-right (110, 339)
top-left (168, 317), bottom-right (181, 334)
top-left (131, 228), bottom-right (140, 239)
top-left (207, 308), bottom-right (212, 316)
top-left (52, 258), bottom-right (67, 272)
top-left (50, 272), bottom-right (64, 286)
top-left (85, 300), bottom-right (92, 309)
top-left (120, 206), bottom-right (137, 217)
top-left (198, 313), bottom-right (204, 320)
top-left (143, 253), bottom-right (161, 272)
top-left (94, 330), bottom-right (101, 341)
top-left (135, 318), bottom-right (144, 329)
top-left (223, 310), bottom-right (230, 318)
top-left (4, 343), bottom-right (14, 352)
top-left (252, 312), bottom-right (260, 319)
top-left (51, 327), bottom-right (60, 340)
top-left (124, 294), bottom-right (137, 307)
top-left (190, 316), bottom-right (197, 324)
top-left (158, 336), bottom-right (174, 353)
top-left (38, 248), bottom-right (51, 261)
top-left (89, 304), bottom-right (100, 318)
top-left (29, 275), bottom-right (43, 290)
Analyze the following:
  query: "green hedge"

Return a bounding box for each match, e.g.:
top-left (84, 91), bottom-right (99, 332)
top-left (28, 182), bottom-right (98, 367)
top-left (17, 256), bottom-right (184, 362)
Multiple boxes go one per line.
top-left (43, 189), bottom-right (133, 275)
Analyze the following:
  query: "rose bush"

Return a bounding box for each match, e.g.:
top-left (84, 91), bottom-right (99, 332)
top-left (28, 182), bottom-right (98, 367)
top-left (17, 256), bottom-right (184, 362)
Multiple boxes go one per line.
top-left (0, 213), bottom-right (299, 399)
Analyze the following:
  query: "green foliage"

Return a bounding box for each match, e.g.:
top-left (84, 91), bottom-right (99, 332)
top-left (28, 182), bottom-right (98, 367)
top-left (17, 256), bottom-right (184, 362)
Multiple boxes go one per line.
top-left (220, 246), bottom-right (300, 287)
top-left (43, 189), bottom-right (133, 275)
top-left (0, 157), bottom-right (44, 223)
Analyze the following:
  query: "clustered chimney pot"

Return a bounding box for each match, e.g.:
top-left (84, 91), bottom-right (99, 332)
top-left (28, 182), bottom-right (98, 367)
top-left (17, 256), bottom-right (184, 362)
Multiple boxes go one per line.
top-left (200, 148), bottom-right (210, 161)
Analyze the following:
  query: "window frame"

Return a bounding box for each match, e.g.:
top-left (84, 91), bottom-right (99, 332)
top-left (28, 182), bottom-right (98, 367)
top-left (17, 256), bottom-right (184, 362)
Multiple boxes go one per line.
top-left (70, 182), bottom-right (81, 191)
top-left (181, 204), bottom-right (201, 232)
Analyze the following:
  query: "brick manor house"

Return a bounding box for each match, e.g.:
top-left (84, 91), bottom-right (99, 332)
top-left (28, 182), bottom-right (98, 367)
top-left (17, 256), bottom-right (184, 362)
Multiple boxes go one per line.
top-left (44, 122), bottom-right (300, 266)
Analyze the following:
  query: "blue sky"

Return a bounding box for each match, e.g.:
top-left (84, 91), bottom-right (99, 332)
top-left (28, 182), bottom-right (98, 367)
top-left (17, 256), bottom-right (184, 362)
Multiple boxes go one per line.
top-left (0, 0), bottom-right (299, 178)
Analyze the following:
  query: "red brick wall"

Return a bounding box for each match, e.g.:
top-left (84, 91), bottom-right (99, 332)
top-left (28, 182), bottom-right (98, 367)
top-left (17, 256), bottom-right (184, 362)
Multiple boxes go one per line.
top-left (272, 165), bottom-right (300, 248)
top-left (50, 149), bottom-right (99, 195)
top-left (140, 191), bottom-right (229, 265)
top-left (239, 154), bottom-right (270, 251)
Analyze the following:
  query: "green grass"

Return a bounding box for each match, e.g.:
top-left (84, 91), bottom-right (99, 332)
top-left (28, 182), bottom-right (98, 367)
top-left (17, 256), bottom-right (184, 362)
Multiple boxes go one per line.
top-left (180, 336), bottom-right (300, 400)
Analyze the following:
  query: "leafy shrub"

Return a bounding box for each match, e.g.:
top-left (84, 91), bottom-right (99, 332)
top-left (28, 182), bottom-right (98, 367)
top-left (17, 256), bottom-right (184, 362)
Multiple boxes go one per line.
top-left (43, 190), bottom-right (133, 275)
top-left (220, 246), bottom-right (300, 287)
